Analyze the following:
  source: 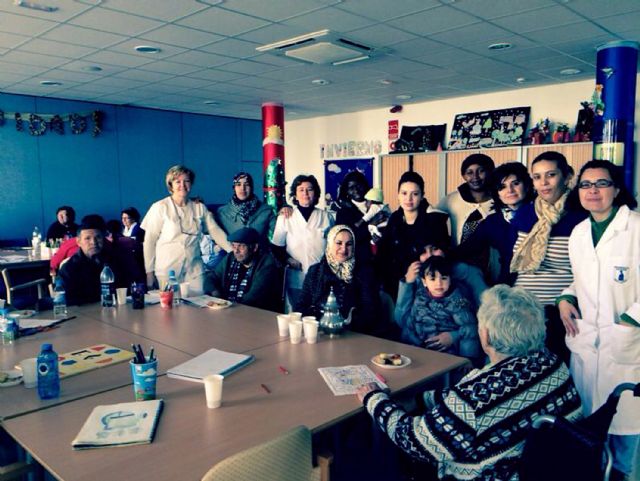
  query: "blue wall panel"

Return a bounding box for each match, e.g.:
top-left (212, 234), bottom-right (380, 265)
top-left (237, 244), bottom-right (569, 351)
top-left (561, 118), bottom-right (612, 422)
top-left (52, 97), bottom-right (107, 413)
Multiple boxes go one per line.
top-left (0, 92), bottom-right (260, 241)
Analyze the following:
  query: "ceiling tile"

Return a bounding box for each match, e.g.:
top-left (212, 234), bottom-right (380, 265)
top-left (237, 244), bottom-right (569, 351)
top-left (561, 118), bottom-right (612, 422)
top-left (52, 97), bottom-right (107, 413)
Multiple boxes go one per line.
top-left (450, 0), bottom-right (556, 20)
top-left (86, 77), bottom-right (147, 89)
top-left (347, 24), bottom-right (418, 47)
top-left (1, 50), bottom-right (67, 68)
top-left (167, 50), bottom-right (235, 68)
top-left (520, 55), bottom-right (593, 71)
top-left (491, 5), bottom-right (586, 33)
top-left (0, 11), bottom-right (56, 36)
top-left (107, 38), bottom-right (187, 60)
top-left (237, 23), bottom-right (308, 44)
top-left (563, 0), bottom-right (640, 20)
top-left (390, 37), bottom-right (450, 58)
top-left (0, 72), bottom-right (26, 84)
top-left (41, 25), bottom-right (125, 48)
top-left (186, 69), bottom-right (246, 82)
top-left (33, 69), bottom-right (102, 83)
top-left (112, 69), bottom-right (176, 83)
top-left (388, 5), bottom-right (478, 36)
top-left (222, 0), bottom-right (325, 22)
top-left (596, 11), bottom-right (640, 32)
top-left (429, 23), bottom-right (516, 48)
top-left (251, 53), bottom-right (302, 67)
top-left (0, 31), bottom-right (30, 49)
top-left (285, 6), bottom-right (376, 32)
top-left (524, 21), bottom-right (609, 44)
top-left (335, 0), bottom-right (438, 22)
top-left (177, 7), bottom-right (269, 36)
top-left (58, 61), bottom-right (127, 76)
top-left (0, 0), bottom-right (92, 22)
top-left (411, 47), bottom-right (484, 67)
top-left (99, 0), bottom-right (209, 22)
top-left (217, 60), bottom-right (278, 75)
top-left (82, 51), bottom-right (154, 68)
top-left (140, 25), bottom-right (224, 49)
top-left (139, 61), bottom-right (203, 75)
top-left (550, 35), bottom-right (617, 55)
top-left (17, 38), bottom-right (97, 59)
top-left (69, 8), bottom-right (163, 37)
top-left (157, 77), bottom-right (213, 89)
top-left (200, 38), bottom-right (261, 58)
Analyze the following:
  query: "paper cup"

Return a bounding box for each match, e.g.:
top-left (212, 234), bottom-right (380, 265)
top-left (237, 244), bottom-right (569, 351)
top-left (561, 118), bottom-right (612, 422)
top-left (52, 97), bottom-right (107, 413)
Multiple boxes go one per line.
top-left (116, 287), bottom-right (128, 305)
top-left (276, 314), bottom-right (290, 337)
top-left (179, 282), bottom-right (190, 299)
top-left (20, 358), bottom-right (37, 388)
top-left (130, 358), bottom-right (158, 401)
top-left (203, 374), bottom-right (224, 409)
top-left (303, 318), bottom-right (319, 344)
top-left (289, 312), bottom-right (302, 322)
top-left (159, 290), bottom-right (173, 309)
top-left (289, 320), bottom-right (303, 344)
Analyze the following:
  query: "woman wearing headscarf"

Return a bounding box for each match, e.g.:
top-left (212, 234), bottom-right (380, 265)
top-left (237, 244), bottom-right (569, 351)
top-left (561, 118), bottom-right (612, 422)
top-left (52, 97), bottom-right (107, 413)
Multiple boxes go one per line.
top-left (141, 165), bottom-right (232, 295)
top-left (510, 151), bottom-right (586, 362)
top-left (297, 225), bottom-right (379, 334)
top-left (216, 172), bottom-right (275, 247)
top-left (558, 160), bottom-right (639, 480)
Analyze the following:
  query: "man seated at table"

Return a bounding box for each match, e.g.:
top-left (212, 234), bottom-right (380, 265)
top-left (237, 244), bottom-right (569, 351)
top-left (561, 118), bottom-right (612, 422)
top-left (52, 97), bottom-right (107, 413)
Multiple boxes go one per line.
top-left (210, 227), bottom-right (282, 312)
top-left (58, 215), bottom-right (124, 305)
top-left (357, 285), bottom-right (582, 481)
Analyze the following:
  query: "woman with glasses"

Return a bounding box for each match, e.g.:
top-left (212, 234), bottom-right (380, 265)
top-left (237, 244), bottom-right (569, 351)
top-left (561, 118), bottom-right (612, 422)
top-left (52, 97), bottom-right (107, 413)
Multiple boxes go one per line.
top-left (141, 165), bottom-right (232, 295)
top-left (558, 160), bottom-right (639, 480)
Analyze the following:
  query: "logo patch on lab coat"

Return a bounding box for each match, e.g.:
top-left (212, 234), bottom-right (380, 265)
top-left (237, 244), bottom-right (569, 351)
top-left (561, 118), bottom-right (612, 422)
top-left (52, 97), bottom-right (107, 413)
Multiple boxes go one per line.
top-left (613, 266), bottom-right (629, 283)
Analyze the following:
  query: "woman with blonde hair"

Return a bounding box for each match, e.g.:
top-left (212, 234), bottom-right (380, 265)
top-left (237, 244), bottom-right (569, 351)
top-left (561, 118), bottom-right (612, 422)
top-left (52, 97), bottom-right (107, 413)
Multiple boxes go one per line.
top-left (142, 165), bottom-right (231, 295)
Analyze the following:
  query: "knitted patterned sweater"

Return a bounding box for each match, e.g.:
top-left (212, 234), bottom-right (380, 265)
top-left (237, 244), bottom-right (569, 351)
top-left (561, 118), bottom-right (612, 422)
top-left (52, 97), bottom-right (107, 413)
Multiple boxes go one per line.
top-left (363, 350), bottom-right (582, 480)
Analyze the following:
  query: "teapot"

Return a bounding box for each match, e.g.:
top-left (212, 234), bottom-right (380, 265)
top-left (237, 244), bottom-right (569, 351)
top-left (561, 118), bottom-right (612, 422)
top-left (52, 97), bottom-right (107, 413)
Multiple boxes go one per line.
top-left (318, 287), bottom-right (354, 338)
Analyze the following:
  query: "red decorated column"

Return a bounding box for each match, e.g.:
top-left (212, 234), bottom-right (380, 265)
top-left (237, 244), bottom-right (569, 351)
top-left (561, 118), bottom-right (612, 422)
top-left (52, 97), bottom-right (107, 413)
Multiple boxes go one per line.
top-left (262, 103), bottom-right (286, 215)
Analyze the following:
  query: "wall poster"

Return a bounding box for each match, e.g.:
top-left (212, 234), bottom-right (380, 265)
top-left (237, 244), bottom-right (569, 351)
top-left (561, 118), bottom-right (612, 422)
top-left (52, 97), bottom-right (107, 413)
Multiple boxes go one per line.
top-left (448, 107), bottom-right (530, 150)
top-left (324, 158), bottom-right (374, 208)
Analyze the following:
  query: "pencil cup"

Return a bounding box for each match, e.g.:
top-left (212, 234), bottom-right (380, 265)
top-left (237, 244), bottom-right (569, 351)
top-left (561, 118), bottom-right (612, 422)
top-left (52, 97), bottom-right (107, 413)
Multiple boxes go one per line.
top-left (276, 314), bottom-right (290, 337)
top-left (289, 320), bottom-right (303, 344)
top-left (303, 317), bottom-right (319, 344)
top-left (130, 358), bottom-right (158, 401)
top-left (159, 290), bottom-right (173, 309)
top-left (203, 374), bottom-right (224, 409)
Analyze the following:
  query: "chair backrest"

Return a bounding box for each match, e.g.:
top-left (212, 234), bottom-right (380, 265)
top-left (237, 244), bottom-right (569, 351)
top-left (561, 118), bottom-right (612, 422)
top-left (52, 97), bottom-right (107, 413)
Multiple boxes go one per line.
top-left (201, 426), bottom-right (321, 481)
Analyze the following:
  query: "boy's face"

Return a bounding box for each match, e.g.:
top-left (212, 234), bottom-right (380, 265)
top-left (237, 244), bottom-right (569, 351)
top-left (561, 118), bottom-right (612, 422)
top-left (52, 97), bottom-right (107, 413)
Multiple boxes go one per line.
top-left (422, 271), bottom-right (450, 298)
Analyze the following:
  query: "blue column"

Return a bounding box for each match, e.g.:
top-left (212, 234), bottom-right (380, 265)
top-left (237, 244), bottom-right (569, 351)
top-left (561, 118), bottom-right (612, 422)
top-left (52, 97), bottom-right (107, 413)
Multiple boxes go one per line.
top-left (593, 41), bottom-right (638, 191)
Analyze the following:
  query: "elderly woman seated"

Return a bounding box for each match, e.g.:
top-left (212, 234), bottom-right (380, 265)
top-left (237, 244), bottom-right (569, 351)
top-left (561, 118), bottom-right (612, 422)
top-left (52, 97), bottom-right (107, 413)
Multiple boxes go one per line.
top-left (296, 225), bottom-right (380, 335)
top-left (357, 285), bottom-right (582, 481)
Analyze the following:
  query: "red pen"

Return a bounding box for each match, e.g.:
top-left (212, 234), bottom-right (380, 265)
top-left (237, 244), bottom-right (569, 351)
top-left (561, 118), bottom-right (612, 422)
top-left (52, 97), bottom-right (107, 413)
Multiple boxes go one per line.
top-left (278, 365), bottom-right (289, 375)
top-left (375, 373), bottom-right (387, 384)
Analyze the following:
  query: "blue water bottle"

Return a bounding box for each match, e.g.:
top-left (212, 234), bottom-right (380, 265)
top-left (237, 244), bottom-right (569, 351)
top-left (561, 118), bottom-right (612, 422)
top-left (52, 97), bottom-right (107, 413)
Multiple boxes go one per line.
top-left (167, 270), bottom-right (180, 306)
top-left (37, 343), bottom-right (60, 400)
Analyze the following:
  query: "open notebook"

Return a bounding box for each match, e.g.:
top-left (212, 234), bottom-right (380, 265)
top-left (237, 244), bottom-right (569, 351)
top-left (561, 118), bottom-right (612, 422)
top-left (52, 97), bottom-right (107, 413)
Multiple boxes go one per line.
top-left (167, 348), bottom-right (254, 382)
top-left (71, 399), bottom-right (163, 450)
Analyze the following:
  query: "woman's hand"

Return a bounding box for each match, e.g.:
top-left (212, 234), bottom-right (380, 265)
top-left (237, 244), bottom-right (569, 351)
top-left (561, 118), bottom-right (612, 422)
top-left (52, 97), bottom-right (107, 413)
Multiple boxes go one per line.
top-left (356, 382), bottom-right (381, 402)
top-left (369, 210), bottom-right (390, 226)
top-left (424, 332), bottom-right (453, 351)
top-left (146, 272), bottom-right (157, 290)
top-left (279, 206), bottom-right (293, 218)
top-left (558, 300), bottom-right (580, 337)
top-left (287, 258), bottom-right (302, 270)
top-left (405, 261), bottom-right (421, 284)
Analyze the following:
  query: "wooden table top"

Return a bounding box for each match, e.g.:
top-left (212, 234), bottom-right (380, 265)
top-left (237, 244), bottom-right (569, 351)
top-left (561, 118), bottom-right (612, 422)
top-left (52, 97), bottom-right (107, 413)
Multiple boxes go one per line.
top-left (78, 302), bottom-right (285, 355)
top-left (0, 313), bottom-right (191, 421)
top-left (2, 331), bottom-right (468, 481)
top-left (0, 248), bottom-right (50, 269)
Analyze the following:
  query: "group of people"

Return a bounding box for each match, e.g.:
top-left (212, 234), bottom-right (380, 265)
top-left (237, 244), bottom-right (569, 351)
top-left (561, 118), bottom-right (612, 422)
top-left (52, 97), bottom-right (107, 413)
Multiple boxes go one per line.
top-left (50, 154), bottom-right (638, 480)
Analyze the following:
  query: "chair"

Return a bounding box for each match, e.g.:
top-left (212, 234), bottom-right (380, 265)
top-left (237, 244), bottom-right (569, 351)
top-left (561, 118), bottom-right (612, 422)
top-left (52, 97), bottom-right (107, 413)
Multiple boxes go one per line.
top-left (1, 267), bottom-right (48, 309)
top-left (201, 426), bottom-right (331, 481)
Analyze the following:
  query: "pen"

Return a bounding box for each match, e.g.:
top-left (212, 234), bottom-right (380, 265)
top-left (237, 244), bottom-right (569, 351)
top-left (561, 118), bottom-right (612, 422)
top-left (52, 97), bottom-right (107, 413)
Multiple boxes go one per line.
top-left (137, 344), bottom-right (146, 363)
top-left (260, 383), bottom-right (271, 394)
top-left (278, 365), bottom-right (289, 375)
top-left (375, 373), bottom-right (387, 384)
top-left (149, 347), bottom-right (155, 362)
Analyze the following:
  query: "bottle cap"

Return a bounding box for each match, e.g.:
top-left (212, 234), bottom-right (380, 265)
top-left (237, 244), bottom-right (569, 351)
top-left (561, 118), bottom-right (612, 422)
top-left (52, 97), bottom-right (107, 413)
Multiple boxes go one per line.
top-left (42, 343), bottom-right (53, 351)
top-left (168, 270), bottom-right (176, 277)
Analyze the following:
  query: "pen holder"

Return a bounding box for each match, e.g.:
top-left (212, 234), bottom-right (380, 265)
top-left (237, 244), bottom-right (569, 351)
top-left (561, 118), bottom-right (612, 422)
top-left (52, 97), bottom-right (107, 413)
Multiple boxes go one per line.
top-left (130, 358), bottom-right (158, 401)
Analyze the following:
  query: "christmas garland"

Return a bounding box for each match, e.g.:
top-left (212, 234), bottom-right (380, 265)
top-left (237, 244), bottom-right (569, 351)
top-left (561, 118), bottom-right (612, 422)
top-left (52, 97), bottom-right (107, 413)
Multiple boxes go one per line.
top-left (0, 110), bottom-right (4, 127)
top-left (29, 114), bottom-right (47, 136)
top-left (0, 109), bottom-right (103, 137)
top-left (15, 113), bottom-right (23, 131)
top-left (69, 113), bottom-right (87, 135)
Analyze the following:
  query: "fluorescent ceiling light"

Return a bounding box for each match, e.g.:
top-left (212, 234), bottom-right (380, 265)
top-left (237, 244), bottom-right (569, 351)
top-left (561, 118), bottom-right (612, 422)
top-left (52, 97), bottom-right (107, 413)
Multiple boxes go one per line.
top-left (332, 55), bottom-right (370, 66)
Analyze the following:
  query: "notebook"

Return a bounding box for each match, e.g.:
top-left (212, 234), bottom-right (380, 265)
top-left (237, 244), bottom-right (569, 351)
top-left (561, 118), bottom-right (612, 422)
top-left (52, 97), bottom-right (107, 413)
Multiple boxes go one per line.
top-left (318, 365), bottom-right (387, 396)
top-left (167, 348), bottom-right (254, 382)
top-left (71, 399), bottom-right (163, 450)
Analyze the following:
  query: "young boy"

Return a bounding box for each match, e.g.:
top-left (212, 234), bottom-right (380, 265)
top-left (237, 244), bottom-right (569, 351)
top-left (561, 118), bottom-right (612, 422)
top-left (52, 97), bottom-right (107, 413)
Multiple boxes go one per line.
top-left (361, 187), bottom-right (392, 241)
top-left (394, 256), bottom-right (480, 359)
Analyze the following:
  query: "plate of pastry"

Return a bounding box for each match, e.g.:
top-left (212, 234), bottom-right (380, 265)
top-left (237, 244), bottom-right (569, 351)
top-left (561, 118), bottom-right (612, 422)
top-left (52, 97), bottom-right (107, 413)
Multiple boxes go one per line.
top-left (206, 297), bottom-right (232, 310)
top-left (371, 353), bottom-right (412, 369)
top-left (0, 369), bottom-right (23, 387)
top-left (7, 309), bottom-right (36, 320)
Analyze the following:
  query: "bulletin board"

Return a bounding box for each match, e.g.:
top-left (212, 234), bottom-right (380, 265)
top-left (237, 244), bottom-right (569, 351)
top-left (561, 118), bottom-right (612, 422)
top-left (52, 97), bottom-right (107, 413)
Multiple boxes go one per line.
top-left (448, 107), bottom-right (530, 150)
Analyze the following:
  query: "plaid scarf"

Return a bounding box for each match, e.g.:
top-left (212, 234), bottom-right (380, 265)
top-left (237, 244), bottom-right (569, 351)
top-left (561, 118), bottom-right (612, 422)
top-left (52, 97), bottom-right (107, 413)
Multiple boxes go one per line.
top-left (229, 195), bottom-right (260, 225)
top-left (227, 259), bottom-right (254, 302)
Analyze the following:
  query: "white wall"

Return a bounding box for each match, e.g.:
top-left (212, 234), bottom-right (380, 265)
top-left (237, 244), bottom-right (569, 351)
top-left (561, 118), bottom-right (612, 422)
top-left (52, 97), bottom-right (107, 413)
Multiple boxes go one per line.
top-left (285, 77), bottom-right (640, 205)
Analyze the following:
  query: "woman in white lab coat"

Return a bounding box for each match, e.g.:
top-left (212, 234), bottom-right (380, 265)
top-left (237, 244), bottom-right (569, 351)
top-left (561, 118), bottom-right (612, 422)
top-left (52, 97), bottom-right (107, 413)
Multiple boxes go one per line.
top-left (558, 160), bottom-right (639, 479)
top-left (271, 174), bottom-right (334, 311)
top-left (142, 165), bottom-right (232, 295)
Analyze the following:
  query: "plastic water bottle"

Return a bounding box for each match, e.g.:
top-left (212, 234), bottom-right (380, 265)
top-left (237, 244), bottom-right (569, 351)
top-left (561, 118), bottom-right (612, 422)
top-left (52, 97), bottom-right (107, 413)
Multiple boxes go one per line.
top-left (37, 343), bottom-right (60, 400)
top-left (52, 282), bottom-right (68, 318)
top-left (167, 270), bottom-right (180, 306)
top-left (31, 226), bottom-right (41, 253)
top-left (100, 264), bottom-right (115, 307)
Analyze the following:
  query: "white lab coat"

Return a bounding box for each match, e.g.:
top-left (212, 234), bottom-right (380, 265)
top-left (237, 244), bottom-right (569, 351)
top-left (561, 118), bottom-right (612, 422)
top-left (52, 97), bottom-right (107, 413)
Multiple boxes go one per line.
top-left (562, 205), bottom-right (640, 434)
top-left (142, 197), bottom-right (232, 292)
top-left (271, 207), bottom-right (334, 290)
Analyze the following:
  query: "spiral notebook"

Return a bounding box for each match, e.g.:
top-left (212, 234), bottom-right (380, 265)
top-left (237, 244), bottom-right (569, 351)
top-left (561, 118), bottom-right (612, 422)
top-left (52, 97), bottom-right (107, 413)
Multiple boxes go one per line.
top-left (71, 399), bottom-right (163, 450)
top-left (167, 348), bottom-right (254, 382)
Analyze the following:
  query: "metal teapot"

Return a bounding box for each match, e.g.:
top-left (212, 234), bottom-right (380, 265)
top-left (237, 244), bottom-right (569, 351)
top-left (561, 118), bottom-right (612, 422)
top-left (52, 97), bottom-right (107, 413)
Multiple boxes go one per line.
top-left (318, 287), bottom-right (354, 338)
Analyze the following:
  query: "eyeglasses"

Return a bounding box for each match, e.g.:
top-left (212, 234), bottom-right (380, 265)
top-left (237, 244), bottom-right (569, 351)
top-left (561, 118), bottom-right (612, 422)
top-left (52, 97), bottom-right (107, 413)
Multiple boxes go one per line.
top-left (578, 179), bottom-right (615, 190)
top-left (171, 200), bottom-right (199, 236)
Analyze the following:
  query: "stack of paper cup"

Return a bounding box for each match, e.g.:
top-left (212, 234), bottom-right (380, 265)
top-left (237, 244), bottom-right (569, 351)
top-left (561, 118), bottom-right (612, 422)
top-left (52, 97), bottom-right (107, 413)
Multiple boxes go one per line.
top-left (302, 316), bottom-right (319, 344)
top-left (289, 320), bottom-right (303, 344)
top-left (276, 314), bottom-right (289, 337)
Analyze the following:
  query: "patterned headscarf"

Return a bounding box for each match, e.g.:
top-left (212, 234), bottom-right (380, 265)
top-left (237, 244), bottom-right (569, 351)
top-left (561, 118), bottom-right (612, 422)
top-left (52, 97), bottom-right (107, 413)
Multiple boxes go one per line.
top-left (325, 225), bottom-right (355, 283)
top-left (230, 172), bottom-right (259, 224)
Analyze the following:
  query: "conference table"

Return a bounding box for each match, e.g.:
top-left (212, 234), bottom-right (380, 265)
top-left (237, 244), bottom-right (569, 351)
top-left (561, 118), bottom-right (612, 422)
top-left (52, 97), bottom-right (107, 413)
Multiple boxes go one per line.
top-left (1, 302), bottom-right (468, 481)
top-left (0, 248), bottom-right (50, 270)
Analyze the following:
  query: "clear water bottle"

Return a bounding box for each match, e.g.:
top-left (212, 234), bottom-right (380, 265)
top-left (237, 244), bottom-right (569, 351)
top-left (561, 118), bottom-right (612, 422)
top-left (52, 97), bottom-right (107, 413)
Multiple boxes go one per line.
top-left (100, 264), bottom-right (115, 307)
top-left (37, 343), bottom-right (60, 400)
top-left (167, 270), bottom-right (180, 306)
top-left (52, 282), bottom-right (68, 318)
top-left (31, 226), bottom-right (41, 252)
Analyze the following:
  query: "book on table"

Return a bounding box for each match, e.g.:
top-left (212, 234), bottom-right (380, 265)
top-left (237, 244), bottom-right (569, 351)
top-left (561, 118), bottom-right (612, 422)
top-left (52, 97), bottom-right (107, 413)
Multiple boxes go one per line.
top-left (71, 399), bottom-right (163, 450)
top-left (167, 348), bottom-right (254, 382)
top-left (318, 365), bottom-right (387, 396)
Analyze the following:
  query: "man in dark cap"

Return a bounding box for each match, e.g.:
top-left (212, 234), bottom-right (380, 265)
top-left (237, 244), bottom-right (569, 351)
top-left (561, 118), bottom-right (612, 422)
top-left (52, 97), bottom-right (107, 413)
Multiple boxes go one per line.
top-left (58, 214), bottom-right (125, 305)
top-left (210, 227), bottom-right (283, 312)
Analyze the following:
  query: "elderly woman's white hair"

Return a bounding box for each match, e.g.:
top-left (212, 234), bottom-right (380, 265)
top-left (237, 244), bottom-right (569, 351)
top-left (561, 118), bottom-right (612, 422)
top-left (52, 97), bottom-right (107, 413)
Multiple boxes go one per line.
top-left (477, 285), bottom-right (546, 357)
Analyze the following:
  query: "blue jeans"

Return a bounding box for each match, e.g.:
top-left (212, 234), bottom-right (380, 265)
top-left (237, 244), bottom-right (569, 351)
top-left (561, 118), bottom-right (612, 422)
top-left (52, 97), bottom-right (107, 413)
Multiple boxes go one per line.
top-left (610, 433), bottom-right (640, 475)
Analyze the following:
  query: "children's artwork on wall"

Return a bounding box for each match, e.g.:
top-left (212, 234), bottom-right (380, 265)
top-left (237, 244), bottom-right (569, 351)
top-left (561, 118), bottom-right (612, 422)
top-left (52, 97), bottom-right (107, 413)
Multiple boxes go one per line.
top-left (448, 107), bottom-right (530, 150)
top-left (391, 124), bottom-right (446, 153)
top-left (324, 158), bottom-right (374, 209)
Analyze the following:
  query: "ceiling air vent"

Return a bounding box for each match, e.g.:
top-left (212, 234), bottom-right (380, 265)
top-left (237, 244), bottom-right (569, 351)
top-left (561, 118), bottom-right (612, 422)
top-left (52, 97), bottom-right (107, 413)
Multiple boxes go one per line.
top-left (256, 29), bottom-right (375, 65)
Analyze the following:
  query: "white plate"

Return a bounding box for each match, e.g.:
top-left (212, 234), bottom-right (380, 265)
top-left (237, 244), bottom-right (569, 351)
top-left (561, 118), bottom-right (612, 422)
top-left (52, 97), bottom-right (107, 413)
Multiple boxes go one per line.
top-left (7, 309), bottom-right (36, 320)
top-left (371, 354), bottom-right (412, 370)
top-left (0, 369), bottom-right (23, 387)
top-left (205, 297), bottom-right (232, 310)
